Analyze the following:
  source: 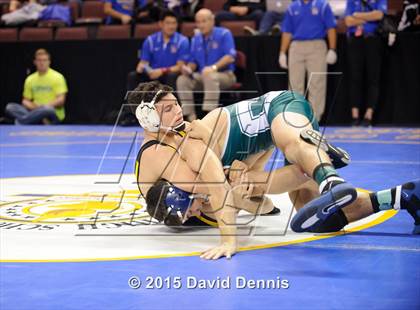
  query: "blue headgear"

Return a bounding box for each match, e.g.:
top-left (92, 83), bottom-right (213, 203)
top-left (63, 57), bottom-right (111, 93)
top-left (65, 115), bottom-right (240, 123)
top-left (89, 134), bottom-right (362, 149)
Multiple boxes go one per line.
top-left (164, 185), bottom-right (195, 223)
top-left (146, 180), bottom-right (209, 227)
top-left (164, 185), bottom-right (209, 226)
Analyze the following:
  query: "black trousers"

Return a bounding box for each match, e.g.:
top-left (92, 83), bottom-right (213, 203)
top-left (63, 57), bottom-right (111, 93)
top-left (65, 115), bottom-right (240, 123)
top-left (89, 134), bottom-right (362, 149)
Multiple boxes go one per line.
top-left (347, 35), bottom-right (384, 110)
top-left (126, 71), bottom-right (179, 91)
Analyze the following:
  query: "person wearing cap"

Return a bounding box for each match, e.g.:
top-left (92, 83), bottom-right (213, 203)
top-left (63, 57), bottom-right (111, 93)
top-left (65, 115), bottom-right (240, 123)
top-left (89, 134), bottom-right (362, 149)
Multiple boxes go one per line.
top-left (278, 0), bottom-right (337, 122)
top-left (176, 8), bottom-right (237, 121)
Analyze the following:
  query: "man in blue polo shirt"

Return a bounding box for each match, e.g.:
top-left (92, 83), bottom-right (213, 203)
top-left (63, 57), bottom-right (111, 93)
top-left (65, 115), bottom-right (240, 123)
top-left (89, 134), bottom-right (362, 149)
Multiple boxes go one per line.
top-left (126, 10), bottom-right (190, 91)
top-left (176, 8), bottom-right (237, 121)
top-left (104, 0), bottom-right (144, 24)
top-left (278, 0), bottom-right (337, 121)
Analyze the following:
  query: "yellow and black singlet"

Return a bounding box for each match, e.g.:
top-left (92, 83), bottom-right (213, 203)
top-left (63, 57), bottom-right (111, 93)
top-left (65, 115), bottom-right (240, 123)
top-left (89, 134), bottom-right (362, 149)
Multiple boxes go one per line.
top-left (183, 213), bottom-right (218, 227)
top-left (134, 132), bottom-right (218, 228)
top-left (134, 131), bottom-right (186, 198)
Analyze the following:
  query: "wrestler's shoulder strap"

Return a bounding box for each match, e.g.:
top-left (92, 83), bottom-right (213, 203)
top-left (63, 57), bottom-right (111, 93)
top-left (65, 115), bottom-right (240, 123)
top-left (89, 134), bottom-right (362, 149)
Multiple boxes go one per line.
top-left (135, 132), bottom-right (186, 197)
top-left (135, 140), bottom-right (174, 198)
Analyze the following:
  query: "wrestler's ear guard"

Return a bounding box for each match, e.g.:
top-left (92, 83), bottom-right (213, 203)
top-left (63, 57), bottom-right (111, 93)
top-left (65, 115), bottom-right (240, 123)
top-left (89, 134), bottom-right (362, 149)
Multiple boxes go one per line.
top-left (135, 90), bottom-right (163, 132)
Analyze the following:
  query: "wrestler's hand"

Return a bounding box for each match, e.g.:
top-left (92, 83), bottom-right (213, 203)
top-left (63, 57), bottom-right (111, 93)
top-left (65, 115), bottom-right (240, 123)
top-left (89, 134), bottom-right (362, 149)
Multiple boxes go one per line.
top-left (185, 119), bottom-right (212, 145)
top-left (200, 241), bottom-right (237, 260)
top-left (231, 180), bottom-right (255, 202)
top-left (229, 160), bottom-right (248, 184)
top-left (230, 161), bottom-right (266, 198)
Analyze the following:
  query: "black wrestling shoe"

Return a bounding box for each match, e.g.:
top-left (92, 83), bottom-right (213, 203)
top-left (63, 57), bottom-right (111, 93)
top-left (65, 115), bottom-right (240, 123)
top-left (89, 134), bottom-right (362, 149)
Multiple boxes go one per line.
top-left (300, 129), bottom-right (351, 169)
top-left (248, 196), bottom-right (280, 216)
top-left (261, 207), bottom-right (281, 216)
top-left (401, 180), bottom-right (420, 234)
top-left (291, 182), bottom-right (357, 233)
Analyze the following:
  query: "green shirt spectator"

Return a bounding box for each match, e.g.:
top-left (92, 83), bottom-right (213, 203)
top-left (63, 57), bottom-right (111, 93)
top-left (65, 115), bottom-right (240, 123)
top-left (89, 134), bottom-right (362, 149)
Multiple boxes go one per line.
top-left (23, 67), bottom-right (68, 121)
top-left (5, 49), bottom-right (68, 125)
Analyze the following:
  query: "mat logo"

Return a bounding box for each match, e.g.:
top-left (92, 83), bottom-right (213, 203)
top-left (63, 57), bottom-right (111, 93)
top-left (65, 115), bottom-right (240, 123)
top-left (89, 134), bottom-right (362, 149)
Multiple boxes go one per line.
top-left (0, 190), bottom-right (158, 231)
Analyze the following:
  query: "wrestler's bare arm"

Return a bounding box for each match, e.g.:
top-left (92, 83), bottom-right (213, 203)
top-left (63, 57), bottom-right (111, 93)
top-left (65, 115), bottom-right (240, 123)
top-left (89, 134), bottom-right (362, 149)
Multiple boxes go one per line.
top-left (139, 145), bottom-right (204, 196)
top-left (179, 137), bottom-right (243, 259)
top-left (228, 154), bottom-right (310, 196)
top-left (179, 138), bottom-right (236, 221)
top-left (139, 135), bottom-right (235, 219)
top-left (187, 118), bottom-right (225, 157)
top-left (140, 136), bottom-right (238, 255)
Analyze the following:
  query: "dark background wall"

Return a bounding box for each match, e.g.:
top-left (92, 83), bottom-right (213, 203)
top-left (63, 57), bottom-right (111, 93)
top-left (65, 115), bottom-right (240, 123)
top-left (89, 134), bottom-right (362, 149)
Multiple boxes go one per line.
top-left (1, 32), bottom-right (419, 125)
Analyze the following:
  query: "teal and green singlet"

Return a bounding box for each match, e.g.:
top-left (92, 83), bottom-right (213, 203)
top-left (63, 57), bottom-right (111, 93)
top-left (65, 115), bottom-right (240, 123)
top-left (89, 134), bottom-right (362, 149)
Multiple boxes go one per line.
top-left (221, 91), bottom-right (319, 167)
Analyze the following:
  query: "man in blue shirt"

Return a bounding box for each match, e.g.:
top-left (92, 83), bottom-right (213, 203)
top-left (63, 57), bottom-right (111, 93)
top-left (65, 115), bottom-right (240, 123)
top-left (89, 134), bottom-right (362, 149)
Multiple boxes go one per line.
top-left (126, 10), bottom-right (190, 91)
top-left (344, 0), bottom-right (387, 127)
top-left (278, 0), bottom-right (337, 121)
top-left (176, 8), bottom-right (237, 121)
top-left (104, 0), bottom-right (141, 24)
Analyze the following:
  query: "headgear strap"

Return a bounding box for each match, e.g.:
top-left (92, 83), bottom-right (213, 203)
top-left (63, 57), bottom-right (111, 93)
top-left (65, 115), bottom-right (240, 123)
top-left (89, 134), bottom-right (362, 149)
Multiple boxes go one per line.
top-left (135, 90), bottom-right (163, 132)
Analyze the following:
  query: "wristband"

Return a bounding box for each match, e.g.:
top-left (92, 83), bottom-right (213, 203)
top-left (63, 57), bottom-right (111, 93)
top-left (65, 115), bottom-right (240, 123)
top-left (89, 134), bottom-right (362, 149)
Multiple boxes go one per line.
top-left (161, 67), bottom-right (170, 75)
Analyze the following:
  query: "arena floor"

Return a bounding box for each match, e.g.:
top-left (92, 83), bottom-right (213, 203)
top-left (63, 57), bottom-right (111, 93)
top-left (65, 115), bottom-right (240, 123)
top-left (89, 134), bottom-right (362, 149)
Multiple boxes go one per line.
top-left (0, 125), bottom-right (419, 309)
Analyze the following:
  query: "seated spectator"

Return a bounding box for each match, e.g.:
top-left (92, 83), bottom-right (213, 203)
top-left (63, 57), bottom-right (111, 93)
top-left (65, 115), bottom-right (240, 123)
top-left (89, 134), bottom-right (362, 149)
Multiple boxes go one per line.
top-left (104, 0), bottom-right (142, 24)
top-left (126, 10), bottom-right (190, 91)
top-left (1, 0), bottom-right (45, 26)
top-left (216, 0), bottom-right (265, 28)
top-left (165, 0), bottom-right (203, 21)
top-left (136, 0), bottom-right (165, 24)
top-left (1, 0), bottom-right (70, 26)
top-left (4, 49), bottom-right (68, 125)
top-left (177, 8), bottom-right (236, 121)
top-left (244, 0), bottom-right (291, 35)
top-left (135, 1), bottom-right (203, 24)
top-left (9, 0), bottom-right (23, 12)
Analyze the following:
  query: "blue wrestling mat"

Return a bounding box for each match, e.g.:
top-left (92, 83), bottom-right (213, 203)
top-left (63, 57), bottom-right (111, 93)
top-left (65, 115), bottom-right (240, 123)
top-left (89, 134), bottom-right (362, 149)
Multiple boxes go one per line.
top-left (0, 125), bottom-right (419, 309)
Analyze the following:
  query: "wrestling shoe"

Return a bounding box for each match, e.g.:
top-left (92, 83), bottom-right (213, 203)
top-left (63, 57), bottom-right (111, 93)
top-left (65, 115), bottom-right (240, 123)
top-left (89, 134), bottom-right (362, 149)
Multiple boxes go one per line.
top-left (291, 182), bottom-right (357, 233)
top-left (401, 180), bottom-right (420, 234)
top-left (300, 129), bottom-right (350, 169)
top-left (248, 196), bottom-right (281, 216)
top-left (261, 207), bottom-right (281, 216)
